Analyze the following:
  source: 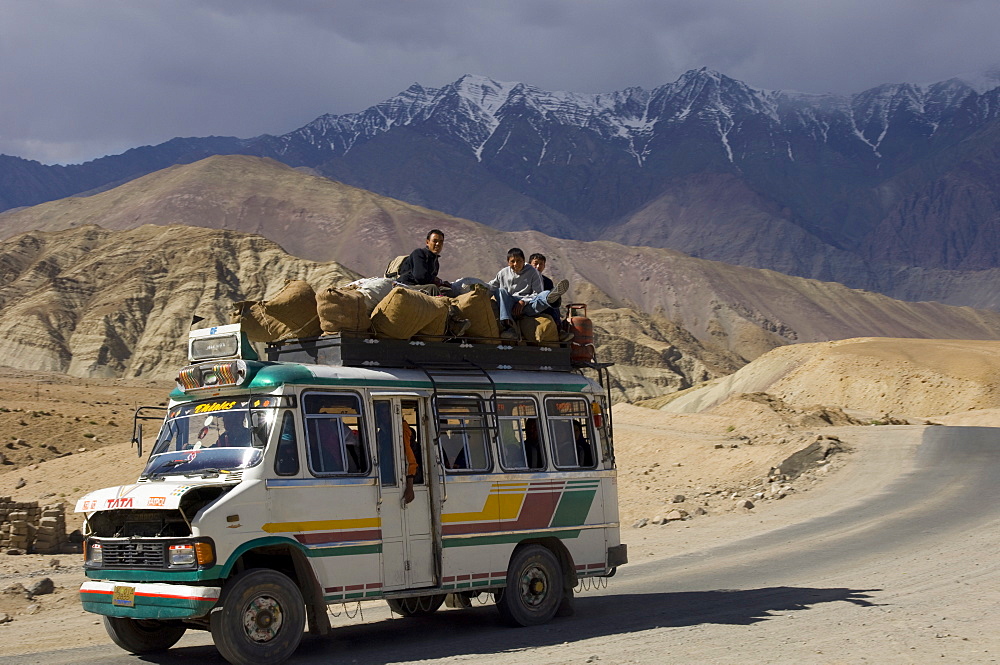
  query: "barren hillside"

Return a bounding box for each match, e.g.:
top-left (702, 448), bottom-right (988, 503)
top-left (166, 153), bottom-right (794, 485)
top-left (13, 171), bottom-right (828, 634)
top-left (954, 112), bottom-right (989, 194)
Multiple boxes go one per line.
top-left (4, 156), bottom-right (1000, 373)
top-left (644, 337), bottom-right (1000, 419)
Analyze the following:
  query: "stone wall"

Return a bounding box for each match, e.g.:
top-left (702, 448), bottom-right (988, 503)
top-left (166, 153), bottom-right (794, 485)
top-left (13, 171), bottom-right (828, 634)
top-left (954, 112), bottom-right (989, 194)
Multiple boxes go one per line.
top-left (0, 497), bottom-right (69, 554)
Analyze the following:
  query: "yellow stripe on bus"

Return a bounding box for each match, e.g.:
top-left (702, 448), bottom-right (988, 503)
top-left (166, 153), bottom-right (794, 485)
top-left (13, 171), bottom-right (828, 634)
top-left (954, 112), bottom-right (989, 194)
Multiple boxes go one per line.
top-left (262, 517), bottom-right (381, 533)
top-left (442, 487), bottom-right (525, 523)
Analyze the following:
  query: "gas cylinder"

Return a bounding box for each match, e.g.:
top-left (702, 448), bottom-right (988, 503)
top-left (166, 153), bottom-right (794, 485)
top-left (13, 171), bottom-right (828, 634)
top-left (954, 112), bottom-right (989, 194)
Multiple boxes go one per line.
top-left (566, 304), bottom-right (595, 364)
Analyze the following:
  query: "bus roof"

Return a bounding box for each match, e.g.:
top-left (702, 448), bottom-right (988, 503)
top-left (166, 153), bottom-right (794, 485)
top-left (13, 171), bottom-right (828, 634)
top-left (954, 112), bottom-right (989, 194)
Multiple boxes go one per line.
top-left (171, 360), bottom-right (600, 401)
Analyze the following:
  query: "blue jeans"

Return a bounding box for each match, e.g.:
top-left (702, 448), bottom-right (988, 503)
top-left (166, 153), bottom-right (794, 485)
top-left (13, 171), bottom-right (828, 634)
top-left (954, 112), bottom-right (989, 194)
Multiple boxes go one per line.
top-left (496, 289), bottom-right (553, 323)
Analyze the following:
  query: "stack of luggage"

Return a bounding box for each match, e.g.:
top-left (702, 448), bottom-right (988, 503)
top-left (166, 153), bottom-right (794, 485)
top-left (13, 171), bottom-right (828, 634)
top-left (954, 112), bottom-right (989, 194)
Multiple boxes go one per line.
top-left (231, 278), bottom-right (561, 346)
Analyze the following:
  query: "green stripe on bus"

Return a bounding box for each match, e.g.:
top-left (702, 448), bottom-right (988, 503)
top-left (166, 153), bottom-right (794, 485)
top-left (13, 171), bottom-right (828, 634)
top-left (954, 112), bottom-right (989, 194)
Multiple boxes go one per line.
top-left (305, 543), bottom-right (382, 557)
top-left (550, 489), bottom-right (599, 528)
top-left (442, 529), bottom-right (582, 548)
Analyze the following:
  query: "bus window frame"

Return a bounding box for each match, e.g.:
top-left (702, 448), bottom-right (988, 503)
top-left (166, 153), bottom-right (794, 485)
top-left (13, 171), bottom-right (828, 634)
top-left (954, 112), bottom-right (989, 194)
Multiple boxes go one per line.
top-left (544, 395), bottom-right (598, 471)
top-left (301, 390), bottom-right (371, 477)
top-left (433, 394), bottom-right (494, 475)
top-left (273, 410), bottom-right (300, 477)
top-left (495, 395), bottom-right (546, 472)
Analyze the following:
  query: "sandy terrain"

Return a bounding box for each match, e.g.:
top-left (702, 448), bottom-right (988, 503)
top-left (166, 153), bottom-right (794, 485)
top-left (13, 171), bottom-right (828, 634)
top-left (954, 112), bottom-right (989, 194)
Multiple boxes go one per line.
top-left (1, 337), bottom-right (999, 661)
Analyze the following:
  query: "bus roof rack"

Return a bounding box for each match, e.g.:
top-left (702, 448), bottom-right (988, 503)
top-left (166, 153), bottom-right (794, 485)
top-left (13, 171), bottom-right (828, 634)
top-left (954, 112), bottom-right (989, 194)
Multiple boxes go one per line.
top-left (265, 332), bottom-right (577, 372)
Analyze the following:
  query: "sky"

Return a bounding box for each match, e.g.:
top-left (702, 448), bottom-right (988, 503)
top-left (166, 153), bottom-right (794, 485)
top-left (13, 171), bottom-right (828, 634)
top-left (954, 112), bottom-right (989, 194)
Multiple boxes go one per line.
top-left (2, 0), bottom-right (999, 165)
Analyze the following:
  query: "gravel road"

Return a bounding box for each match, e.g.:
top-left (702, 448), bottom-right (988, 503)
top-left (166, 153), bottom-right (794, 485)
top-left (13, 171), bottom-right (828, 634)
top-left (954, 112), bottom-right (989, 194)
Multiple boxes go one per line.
top-left (3, 426), bottom-right (998, 665)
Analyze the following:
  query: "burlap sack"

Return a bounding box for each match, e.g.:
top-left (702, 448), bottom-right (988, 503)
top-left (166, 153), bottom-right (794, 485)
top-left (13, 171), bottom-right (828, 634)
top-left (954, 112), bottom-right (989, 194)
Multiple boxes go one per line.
top-left (251, 280), bottom-right (322, 341)
top-left (230, 300), bottom-right (271, 342)
top-left (316, 287), bottom-right (370, 333)
top-left (371, 286), bottom-right (449, 340)
top-left (518, 315), bottom-right (559, 344)
top-left (450, 284), bottom-right (500, 342)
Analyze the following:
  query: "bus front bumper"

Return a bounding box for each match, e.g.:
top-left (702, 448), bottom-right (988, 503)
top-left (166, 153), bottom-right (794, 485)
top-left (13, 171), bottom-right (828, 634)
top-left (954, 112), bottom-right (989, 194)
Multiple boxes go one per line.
top-left (80, 580), bottom-right (221, 619)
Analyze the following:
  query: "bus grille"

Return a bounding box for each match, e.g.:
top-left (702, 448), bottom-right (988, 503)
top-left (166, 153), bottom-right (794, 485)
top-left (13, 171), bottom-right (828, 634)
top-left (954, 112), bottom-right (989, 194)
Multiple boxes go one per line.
top-left (100, 541), bottom-right (167, 568)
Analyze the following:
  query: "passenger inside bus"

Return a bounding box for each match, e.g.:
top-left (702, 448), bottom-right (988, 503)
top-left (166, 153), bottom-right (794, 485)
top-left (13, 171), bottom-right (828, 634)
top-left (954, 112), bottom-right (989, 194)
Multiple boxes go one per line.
top-left (405, 423), bottom-right (424, 483)
top-left (310, 419), bottom-right (345, 472)
top-left (216, 411), bottom-right (249, 448)
top-left (402, 420), bottom-right (417, 504)
top-left (440, 426), bottom-right (468, 469)
top-left (309, 419), bottom-right (363, 473)
top-left (524, 418), bottom-right (544, 469)
top-left (573, 421), bottom-right (595, 468)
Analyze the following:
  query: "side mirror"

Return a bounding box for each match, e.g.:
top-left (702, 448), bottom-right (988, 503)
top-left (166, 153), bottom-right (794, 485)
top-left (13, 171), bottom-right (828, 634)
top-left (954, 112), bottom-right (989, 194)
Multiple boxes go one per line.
top-left (134, 423), bottom-right (143, 458)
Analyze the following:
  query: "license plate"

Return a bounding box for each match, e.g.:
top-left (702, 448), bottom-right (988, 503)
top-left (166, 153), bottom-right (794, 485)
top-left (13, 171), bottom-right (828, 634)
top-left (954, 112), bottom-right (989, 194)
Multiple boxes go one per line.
top-left (112, 585), bottom-right (136, 608)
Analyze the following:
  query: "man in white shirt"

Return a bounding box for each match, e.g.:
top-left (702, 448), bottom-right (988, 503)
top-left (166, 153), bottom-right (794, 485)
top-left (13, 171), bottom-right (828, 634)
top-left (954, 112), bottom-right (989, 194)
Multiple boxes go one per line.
top-left (489, 248), bottom-right (568, 340)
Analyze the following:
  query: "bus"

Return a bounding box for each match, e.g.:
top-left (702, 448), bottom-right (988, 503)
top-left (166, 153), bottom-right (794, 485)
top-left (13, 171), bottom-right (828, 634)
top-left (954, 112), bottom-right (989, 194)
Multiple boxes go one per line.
top-left (76, 324), bottom-right (627, 665)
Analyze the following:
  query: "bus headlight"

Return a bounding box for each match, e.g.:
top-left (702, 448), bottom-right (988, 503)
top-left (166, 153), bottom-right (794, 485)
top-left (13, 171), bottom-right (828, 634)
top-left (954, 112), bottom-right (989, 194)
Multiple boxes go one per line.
top-left (168, 541), bottom-right (215, 568)
top-left (86, 541), bottom-right (103, 566)
top-left (169, 544), bottom-right (197, 566)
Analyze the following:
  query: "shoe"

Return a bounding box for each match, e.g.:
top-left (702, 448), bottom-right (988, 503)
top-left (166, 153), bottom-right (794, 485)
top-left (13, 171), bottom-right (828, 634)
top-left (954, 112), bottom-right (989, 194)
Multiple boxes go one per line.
top-left (546, 279), bottom-right (569, 304)
top-left (500, 327), bottom-right (519, 341)
top-left (559, 330), bottom-right (575, 343)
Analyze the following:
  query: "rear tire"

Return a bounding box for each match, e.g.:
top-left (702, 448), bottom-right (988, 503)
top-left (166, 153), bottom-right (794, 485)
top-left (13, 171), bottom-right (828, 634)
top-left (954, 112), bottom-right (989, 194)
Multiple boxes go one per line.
top-left (387, 594), bottom-right (446, 616)
top-left (210, 568), bottom-right (305, 665)
top-left (103, 616), bottom-right (186, 653)
top-left (495, 545), bottom-right (562, 626)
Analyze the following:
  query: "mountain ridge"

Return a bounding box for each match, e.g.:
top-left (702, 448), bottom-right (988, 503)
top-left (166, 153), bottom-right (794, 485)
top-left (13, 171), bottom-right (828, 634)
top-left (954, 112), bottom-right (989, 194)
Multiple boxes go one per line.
top-left (3, 69), bottom-right (1000, 309)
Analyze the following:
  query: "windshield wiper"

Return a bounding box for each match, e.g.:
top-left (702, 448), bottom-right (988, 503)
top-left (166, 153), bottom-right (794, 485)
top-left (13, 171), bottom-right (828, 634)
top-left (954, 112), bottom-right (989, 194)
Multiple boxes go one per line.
top-left (185, 468), bottom-right (223, 478)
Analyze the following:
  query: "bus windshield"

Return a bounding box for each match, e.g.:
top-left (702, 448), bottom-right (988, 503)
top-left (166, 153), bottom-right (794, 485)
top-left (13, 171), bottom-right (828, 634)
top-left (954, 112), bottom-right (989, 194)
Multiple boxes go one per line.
top-left (141, 398), bottom-right (276, 478)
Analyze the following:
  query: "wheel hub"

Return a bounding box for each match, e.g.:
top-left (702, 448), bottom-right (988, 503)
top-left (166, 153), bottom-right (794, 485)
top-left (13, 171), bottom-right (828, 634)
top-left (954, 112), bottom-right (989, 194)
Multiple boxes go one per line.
top-left (242, 595), bottom-right (284, 642)
top-left (520, 565), bottom-right (549, 607)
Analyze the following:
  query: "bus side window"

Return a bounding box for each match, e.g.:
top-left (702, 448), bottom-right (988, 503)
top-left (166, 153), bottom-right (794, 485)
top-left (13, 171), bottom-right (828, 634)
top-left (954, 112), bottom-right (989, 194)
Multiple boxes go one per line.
top-left (497, 398), bottom-right (545, 472)
top-left (303, 393), bottom-right (370, 476)
top-left (274, 411), bottom-right (299, 476)
top-left (545, 398), bottom-right (596, 470)
top-left (435, 397), bottom-right (492, 473)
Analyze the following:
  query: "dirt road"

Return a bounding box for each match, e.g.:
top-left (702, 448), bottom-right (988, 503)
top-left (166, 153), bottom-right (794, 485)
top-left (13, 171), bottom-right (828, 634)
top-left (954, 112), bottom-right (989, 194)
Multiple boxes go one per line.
top-left (3, 424), bottom-right (998, 665)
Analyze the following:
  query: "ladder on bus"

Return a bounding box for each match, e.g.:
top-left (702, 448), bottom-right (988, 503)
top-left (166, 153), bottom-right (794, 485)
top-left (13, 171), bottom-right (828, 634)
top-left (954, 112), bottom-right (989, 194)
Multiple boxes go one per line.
top-left (412, 360), bottom-right (499, 502)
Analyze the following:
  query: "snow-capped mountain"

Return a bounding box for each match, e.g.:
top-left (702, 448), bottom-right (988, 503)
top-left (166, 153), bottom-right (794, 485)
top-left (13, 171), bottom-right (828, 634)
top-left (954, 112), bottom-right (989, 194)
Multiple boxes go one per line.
top-left (2, 68), bottom-right (1000, 305)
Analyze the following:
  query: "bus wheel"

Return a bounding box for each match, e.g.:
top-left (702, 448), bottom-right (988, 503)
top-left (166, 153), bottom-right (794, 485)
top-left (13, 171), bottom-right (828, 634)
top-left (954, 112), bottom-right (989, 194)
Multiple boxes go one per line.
top-left (210, 568), bottom-right (305, 665)
top-left (495, 545), bottom-right (562, 626)
top-left (387, 594), bottom-right (446, 617)
top-left (103, 617), bottom-right (186, 653)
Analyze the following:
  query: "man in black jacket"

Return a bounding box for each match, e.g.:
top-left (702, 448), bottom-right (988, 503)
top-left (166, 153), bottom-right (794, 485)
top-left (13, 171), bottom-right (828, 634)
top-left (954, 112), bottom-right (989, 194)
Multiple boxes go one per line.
top-left (399, 229), bottom-right (452, 295)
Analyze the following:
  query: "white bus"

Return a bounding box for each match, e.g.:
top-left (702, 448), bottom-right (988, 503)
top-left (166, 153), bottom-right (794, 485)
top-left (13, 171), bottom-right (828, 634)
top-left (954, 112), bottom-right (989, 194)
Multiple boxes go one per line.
top-left (77, 325), bottom-right (626, 665)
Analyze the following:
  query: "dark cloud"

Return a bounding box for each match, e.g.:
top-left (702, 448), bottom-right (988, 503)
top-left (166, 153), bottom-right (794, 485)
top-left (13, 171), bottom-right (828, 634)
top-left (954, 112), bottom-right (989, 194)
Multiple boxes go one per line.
top-left (2, 0), bottom-right (998, 164)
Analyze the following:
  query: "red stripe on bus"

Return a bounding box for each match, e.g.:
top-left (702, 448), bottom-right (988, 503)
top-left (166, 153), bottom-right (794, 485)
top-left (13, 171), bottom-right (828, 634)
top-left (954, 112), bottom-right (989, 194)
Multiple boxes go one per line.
top-left (294, 529), bottom-right (382, 544)
top-left (80, 589), bottom-right (216, 602)
top-left (443, 489), bottom-right (557, 535)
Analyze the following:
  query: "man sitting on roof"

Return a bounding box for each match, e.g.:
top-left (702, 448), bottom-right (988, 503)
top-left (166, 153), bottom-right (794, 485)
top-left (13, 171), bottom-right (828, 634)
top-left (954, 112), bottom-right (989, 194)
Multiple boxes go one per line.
top-left (398, 229), bottom-right (452, 296)
top-left (489, 247), bottom-right (569, 341)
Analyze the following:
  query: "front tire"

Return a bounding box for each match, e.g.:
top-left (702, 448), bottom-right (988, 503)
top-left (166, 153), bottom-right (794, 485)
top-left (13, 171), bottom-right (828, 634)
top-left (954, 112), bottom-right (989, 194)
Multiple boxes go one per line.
top-left (495, 545), bottom-right (562, 626)
top-left (103, 616), bottom-right (186, 653)
top-left (210, 568), bottom-right (305, 665)
top-left (387, 594), bottom-right (446, 617)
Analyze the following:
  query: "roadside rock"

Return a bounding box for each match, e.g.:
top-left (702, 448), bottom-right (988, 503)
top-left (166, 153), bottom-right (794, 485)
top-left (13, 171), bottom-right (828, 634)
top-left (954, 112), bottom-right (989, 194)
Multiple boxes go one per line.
top-left (27, 577), bottom-right (54, 597)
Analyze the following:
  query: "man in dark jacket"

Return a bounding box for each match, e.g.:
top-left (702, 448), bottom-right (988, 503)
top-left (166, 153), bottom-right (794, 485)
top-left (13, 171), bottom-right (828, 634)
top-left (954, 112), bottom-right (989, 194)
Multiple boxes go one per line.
top-left (399, 229), bottom-right (451, 294)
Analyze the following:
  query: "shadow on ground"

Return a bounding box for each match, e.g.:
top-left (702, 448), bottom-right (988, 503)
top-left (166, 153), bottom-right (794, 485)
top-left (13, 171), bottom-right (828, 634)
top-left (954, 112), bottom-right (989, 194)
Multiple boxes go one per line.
top-left (128, 585), bottom-right (879, 665)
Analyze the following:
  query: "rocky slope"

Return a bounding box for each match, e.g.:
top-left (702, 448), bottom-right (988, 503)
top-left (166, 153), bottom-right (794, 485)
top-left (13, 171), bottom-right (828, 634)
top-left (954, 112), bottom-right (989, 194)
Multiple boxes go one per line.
top-left (5, 155), bottom-right (1000, 370)
top-left (0, 225), bottom-right (357, 378)
top-left (0, 224), bottom-right (734, 400)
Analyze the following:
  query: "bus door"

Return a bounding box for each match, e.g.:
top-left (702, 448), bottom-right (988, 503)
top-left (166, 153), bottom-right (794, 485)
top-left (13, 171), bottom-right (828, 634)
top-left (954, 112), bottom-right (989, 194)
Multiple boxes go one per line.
top-left (373, 397), bottom-right (435, 590)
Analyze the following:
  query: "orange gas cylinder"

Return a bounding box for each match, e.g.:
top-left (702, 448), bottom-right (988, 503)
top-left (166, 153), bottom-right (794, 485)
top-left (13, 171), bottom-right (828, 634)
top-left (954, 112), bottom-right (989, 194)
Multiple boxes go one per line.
top-left (566, 304), bottom-right (594, 364)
